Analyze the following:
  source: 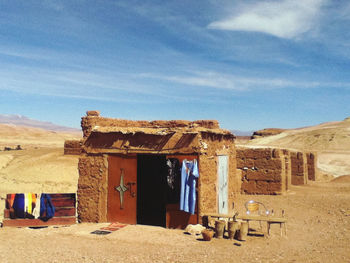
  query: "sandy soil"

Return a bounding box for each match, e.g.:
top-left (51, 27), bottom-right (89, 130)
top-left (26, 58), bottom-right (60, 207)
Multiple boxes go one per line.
top-left (0, 181), bottom-right (349, 263)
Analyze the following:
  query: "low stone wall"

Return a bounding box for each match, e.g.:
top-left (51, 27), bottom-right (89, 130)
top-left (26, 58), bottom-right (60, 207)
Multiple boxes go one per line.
top-left (237, 148), bottom-right (285, 195)
top-left (64, 140), bottom-right (82, 155)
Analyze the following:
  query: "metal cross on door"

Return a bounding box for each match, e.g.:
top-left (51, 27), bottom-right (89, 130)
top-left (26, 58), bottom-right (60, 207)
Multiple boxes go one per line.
top-left (115, 168), bottom-right (128, 209)
top-left (108, 155), bottom-right (137, 224)
top-left (218, 155), bottom-right (229, 214)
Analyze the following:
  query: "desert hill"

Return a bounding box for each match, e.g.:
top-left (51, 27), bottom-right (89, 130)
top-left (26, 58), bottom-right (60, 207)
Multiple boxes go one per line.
top-left (251, 128), bottom-right (286, 139)
top-left (0, 118), bottom-right (81, 149)
top-left (242, 117), bottom-right (350, 177)
top-left (246, 118), bottom-right (350, 152)
top-left (0, 123), bottom-right (81, 148)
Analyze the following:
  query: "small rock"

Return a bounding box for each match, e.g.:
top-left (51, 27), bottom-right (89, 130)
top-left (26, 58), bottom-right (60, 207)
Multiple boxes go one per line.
top-left (184, 224), bottom-right (205, 235)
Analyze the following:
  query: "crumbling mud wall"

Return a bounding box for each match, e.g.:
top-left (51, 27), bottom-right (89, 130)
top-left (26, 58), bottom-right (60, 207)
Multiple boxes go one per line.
top-left (290, 152), bottom-right (307, 185)
top-left (237, 148), bottom-right (286, 195)
top-left (81, 111), bottom-right (220, 138)
top-left (237, 148), bottom-right (317, 193)
top-left (306, 152), bottom-right (317, 181)
top-left (198, 132), bottom-right (238, 216)
top-left (64, 140), bottom-right (82, 155)
top-left (77, 154), bottom-right (108, 222)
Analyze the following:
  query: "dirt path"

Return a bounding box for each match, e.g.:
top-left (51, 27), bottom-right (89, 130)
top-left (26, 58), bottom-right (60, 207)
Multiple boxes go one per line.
top-left (1, 180), bottom-right (349, 263)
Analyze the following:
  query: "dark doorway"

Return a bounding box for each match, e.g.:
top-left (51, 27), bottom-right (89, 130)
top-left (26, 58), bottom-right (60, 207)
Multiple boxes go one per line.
top-left (137, 155), bottom-right (167, 227)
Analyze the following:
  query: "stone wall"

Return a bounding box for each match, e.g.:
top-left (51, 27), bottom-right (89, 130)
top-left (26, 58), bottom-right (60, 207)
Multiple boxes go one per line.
top-left (77, 154), bottom-right (108, 222)
top-left (236, 148), bottom-right (285, 195)
top-left (64, 140), bottom-right (82, 155)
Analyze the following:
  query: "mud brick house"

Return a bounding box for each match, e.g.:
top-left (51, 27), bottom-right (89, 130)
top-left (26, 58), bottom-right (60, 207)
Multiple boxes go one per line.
top-left (77, 111), bottom-right (240, 228)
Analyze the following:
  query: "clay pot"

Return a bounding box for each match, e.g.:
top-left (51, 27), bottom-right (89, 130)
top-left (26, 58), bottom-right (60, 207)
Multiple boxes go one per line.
top-left (228, 221), bottom-right (240, 240)
top-left (201, 229), bottom-right (215, 241)
top-left (237, 221), bottom-right (249, 241)
top-left (215, 220), bottom-right (226, 239)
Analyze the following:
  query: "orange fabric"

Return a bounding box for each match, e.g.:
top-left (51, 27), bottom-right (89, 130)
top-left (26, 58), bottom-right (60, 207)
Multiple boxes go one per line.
top-left (32, 194), bottom-right (36, 205)
top-left (9, 194), bottom-right (16, 208)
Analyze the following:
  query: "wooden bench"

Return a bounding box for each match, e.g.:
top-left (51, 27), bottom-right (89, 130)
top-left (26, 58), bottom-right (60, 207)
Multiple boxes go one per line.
top-left (202, 212), bottom-right (287, 236)
top-left (238, 214), bottom-right (287, 236)
top-left (3, 193), bottom-right (76, 227)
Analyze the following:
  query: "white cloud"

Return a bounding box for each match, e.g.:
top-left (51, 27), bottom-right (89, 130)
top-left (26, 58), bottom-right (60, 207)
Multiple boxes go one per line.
top-left (208, 0), bottom-right (327, 39)
top-left (138, 71), bottom-right (350, 91)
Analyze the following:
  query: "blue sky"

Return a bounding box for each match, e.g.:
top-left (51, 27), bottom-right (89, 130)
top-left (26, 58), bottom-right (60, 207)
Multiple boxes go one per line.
top-left (0, 0), bottom-right (349, 131)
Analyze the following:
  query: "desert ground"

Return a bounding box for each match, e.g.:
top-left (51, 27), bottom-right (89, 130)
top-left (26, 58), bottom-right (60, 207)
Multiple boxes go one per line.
top-left (0, 178), bottom-right (349, 263)
top-left (0, 122), bottom-right (350, 262)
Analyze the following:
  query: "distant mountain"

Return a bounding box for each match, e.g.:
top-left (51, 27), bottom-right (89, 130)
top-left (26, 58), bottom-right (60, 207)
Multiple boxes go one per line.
top-left (0, 114), bottom-right (80, 133)
top-left (251, 128), bottom-right (286, 139)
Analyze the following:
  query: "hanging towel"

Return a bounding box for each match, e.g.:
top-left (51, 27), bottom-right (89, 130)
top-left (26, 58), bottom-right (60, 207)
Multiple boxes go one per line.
top-left (32, 193), bottom-right (41, 219)
top-left (32, 194), bottom-right (36, 210)
top-left (180, 159), bottom-right (199, 214)
top-left (40, 194), bottom-right (55, 221)
top-left (26, 193), bottom-right (33, 214)
top-left (8, 194), bottom-right (16, 208)
top-left (24, 193), bottom-right (28, 214)
top-left (12, 194), bottom-right (25, 218)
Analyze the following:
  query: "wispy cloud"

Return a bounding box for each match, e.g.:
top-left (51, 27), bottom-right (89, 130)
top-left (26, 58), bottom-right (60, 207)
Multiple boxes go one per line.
top-left (208, 0), bottom-right (327, 39)
top-left (138, 71), bottom-right (350, 91)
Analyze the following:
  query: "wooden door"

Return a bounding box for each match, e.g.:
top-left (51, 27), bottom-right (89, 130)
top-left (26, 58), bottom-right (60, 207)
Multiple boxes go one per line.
top-left (218, 155), bottom-right (228, 214)
top-left (108, 155), bottom-right (137, 224)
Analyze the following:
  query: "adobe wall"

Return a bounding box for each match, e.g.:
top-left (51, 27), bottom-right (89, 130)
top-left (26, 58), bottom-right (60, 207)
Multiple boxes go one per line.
top-left (64, 140), bottom-right (82, 155)
top-left (77, 154), bottom-right (108, 222)
top-left (236, 148), bottom-right (286, 195)
top-left (306, 152), bottom-right (317, 181)
top-left (198, 132), bottom-right (238, 216)
top-left (282, 149), bottom-right (292, 190)
top-left (236, 149), bottom-right (316, 191)
top-left (290, 152), bottom-right (307, 185)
